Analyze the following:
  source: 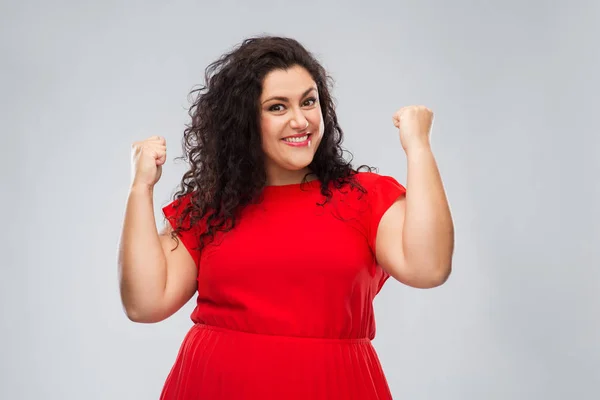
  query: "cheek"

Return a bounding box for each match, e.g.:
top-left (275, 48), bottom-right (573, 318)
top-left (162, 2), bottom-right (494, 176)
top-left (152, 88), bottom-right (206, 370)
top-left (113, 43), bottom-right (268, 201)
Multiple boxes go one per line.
top-left (260, 116), bottom-right (281, 141)
top-left (310, 109), bottom-right (325, 135)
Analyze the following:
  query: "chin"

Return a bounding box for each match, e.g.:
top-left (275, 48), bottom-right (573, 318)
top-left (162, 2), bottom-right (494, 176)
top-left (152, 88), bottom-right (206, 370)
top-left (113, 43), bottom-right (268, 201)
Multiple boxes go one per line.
top-left (283, 156), bottom-right (314, 171)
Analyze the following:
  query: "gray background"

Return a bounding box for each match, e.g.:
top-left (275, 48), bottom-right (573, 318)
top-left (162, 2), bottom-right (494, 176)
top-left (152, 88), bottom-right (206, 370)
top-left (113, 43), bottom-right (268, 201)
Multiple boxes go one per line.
top-left (2, 0), bottom-right (599, 399)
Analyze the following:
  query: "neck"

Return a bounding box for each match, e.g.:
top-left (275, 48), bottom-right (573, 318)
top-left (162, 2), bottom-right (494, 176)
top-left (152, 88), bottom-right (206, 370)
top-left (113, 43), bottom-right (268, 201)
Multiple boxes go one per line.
top-left (265, 167), bottom-right (316, 186)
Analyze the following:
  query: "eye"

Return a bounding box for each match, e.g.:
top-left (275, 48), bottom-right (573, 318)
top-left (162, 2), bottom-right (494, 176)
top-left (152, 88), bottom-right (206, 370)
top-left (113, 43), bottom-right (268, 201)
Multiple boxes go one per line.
top-left (303, 97), bottom-right (317, 107)
top-left (268, 104), bottom-right (285, 112)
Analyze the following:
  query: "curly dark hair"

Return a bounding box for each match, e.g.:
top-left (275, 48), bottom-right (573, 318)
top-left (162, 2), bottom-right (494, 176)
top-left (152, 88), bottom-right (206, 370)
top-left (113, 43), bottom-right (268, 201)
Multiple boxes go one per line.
top-left (168, 35), bottom-right (373, 252)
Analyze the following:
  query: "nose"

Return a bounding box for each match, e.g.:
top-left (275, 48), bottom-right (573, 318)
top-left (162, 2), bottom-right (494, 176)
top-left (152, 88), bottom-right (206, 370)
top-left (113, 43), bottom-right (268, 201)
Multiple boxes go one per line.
top-left (289, 110), bottom-right (309, 130)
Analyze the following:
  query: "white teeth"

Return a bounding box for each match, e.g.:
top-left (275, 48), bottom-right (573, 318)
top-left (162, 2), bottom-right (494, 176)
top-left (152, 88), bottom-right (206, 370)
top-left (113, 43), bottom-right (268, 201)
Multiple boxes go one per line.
top-left (283, 135), bottom-right (309, 143)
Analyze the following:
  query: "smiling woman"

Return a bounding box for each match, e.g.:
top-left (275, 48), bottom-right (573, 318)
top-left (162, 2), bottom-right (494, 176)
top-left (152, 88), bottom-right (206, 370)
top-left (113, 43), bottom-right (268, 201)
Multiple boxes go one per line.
top-left (117, 35), bottom-right (454, 400)
top-left (259, 67), bottom-right (324, 185)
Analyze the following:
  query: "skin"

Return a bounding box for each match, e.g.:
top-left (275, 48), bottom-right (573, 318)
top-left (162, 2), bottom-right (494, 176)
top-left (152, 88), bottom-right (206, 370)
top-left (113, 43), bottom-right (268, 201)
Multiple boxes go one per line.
top-left (118, 66), bottom-right (453, 323)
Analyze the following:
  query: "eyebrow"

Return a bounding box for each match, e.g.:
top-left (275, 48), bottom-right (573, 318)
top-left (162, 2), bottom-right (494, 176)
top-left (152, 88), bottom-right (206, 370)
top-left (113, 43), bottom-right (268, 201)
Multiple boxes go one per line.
top-left (261, 87), bottom-right (317, 105)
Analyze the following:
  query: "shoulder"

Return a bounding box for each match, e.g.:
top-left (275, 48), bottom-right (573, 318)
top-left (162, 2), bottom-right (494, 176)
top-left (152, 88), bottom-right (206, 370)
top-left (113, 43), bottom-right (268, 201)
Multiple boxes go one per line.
top-left (352, 171), bottom-right (382, 186)
top-left (162, 191), bottom-right (209, 232)
top-left (162, 192), bottom-right (193, 220)
top-left (352, 171), bottom-right (406, 194)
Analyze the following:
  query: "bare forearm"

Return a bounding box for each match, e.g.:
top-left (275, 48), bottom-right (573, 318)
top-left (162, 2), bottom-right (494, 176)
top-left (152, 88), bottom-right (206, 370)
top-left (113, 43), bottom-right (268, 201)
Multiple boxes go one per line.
top-left (403, 145), bottom-right (454, 281)
top-left (118, 185), bottom-right (167, 318)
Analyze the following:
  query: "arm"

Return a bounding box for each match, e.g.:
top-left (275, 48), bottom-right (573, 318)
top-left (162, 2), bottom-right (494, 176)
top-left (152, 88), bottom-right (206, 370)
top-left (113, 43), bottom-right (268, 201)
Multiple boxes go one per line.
top-left (117, 184), bottom-right (198, 323)
top-left (375, 106), bottom-right (454, 288)
top-left (376, 146), bottom-right (454, 288)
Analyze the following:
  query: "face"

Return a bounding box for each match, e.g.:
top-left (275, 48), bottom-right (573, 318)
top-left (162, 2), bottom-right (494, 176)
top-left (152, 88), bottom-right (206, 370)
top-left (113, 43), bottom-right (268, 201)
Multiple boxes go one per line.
top-left (259, 65), bottom-right (325, 185)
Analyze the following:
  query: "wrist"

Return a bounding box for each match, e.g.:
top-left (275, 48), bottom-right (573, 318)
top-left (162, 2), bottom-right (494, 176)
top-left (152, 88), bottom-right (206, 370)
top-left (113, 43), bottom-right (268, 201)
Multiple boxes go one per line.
top-left (404, 142), bottom-right (432, 158)
top-left (129, 182), bottom-right (155, 195)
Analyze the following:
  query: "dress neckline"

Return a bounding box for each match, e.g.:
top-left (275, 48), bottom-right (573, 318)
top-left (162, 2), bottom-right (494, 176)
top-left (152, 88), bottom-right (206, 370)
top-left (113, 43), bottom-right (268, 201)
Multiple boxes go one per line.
top-left (262, 178), bottom-right (321, 194)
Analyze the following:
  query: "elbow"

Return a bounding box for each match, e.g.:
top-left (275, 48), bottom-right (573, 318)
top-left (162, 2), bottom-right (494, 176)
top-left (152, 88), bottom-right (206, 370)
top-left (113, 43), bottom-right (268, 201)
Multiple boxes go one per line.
top-left (428, 264), bottom-right (452, 288)
top-left (123, 307), bottom-right (147, 323)
top-left (123, 306), bottom-right (164, 324)
top-left (399, 261), bottom-right (452, 289)
top-left (120, 298), bottom-right (165, 324)
top-left (121, 303), bottom-right (146, 323)
top-left (119, 280), bottom-right (166, 324)
top-left (425, 261), bottom-right (452, 288)
top-left (411, 273), bottom-right (449, 289)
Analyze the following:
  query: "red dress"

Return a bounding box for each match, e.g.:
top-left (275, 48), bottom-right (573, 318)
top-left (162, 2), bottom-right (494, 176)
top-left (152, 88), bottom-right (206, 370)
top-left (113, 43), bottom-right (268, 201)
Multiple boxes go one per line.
top-left (160, 172), bottom-right (406, 399)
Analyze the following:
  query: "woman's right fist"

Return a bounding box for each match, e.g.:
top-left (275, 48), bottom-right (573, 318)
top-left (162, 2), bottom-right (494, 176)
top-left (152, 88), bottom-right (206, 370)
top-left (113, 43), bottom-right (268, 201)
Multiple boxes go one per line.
top-left (130, 136), bottom-right (167, 188)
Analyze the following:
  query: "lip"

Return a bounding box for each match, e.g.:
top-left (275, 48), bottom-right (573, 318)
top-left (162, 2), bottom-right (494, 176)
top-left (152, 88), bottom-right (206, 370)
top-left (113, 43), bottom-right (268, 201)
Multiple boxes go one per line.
top-left (281, 132), bottom-right (311, 147)
top-left (282, 131), bottom-right (310, 139)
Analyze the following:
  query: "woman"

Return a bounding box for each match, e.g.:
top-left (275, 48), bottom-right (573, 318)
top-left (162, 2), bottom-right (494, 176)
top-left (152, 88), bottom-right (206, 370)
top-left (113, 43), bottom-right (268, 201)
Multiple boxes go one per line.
top-left (118, 35), bottom-right (454, 399)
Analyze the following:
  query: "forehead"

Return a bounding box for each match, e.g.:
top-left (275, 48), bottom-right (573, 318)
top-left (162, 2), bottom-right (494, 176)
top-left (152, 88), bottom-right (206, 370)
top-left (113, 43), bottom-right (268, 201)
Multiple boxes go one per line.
top-left (261, 66), bottom-right (316, 98)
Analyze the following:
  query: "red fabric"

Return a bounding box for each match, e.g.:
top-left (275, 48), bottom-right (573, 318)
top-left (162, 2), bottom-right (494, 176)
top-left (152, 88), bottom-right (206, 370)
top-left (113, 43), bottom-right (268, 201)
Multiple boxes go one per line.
top-left (160, 172), bottom-right (406, 399)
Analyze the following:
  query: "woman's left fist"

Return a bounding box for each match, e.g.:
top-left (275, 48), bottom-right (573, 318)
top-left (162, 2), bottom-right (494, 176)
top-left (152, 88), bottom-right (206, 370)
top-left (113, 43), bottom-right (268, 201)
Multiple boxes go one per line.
top-left (392, 105), bottom-right (434, 152)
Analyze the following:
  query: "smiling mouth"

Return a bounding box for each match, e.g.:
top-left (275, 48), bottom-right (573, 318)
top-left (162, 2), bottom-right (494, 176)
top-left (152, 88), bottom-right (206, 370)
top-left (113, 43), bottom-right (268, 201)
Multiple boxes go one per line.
top-left (282, 133), bottom-right (311, 143)
top-left (281, 132), bottom-right (311, 143)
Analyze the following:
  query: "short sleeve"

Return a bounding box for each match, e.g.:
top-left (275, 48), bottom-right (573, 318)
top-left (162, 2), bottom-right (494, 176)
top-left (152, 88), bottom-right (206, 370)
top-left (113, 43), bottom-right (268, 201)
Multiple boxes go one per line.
top-left (367, 174), bottom-right (406, 254)
top-left (162, 193), bottom-right (202, 266)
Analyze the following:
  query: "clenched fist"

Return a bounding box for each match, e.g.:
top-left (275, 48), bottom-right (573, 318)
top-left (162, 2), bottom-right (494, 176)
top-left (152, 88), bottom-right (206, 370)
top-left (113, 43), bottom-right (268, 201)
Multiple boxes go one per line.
top-left (130, 135), bottom-right (167, 188)
top-left (392, 105), bottom-right (434, 153)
